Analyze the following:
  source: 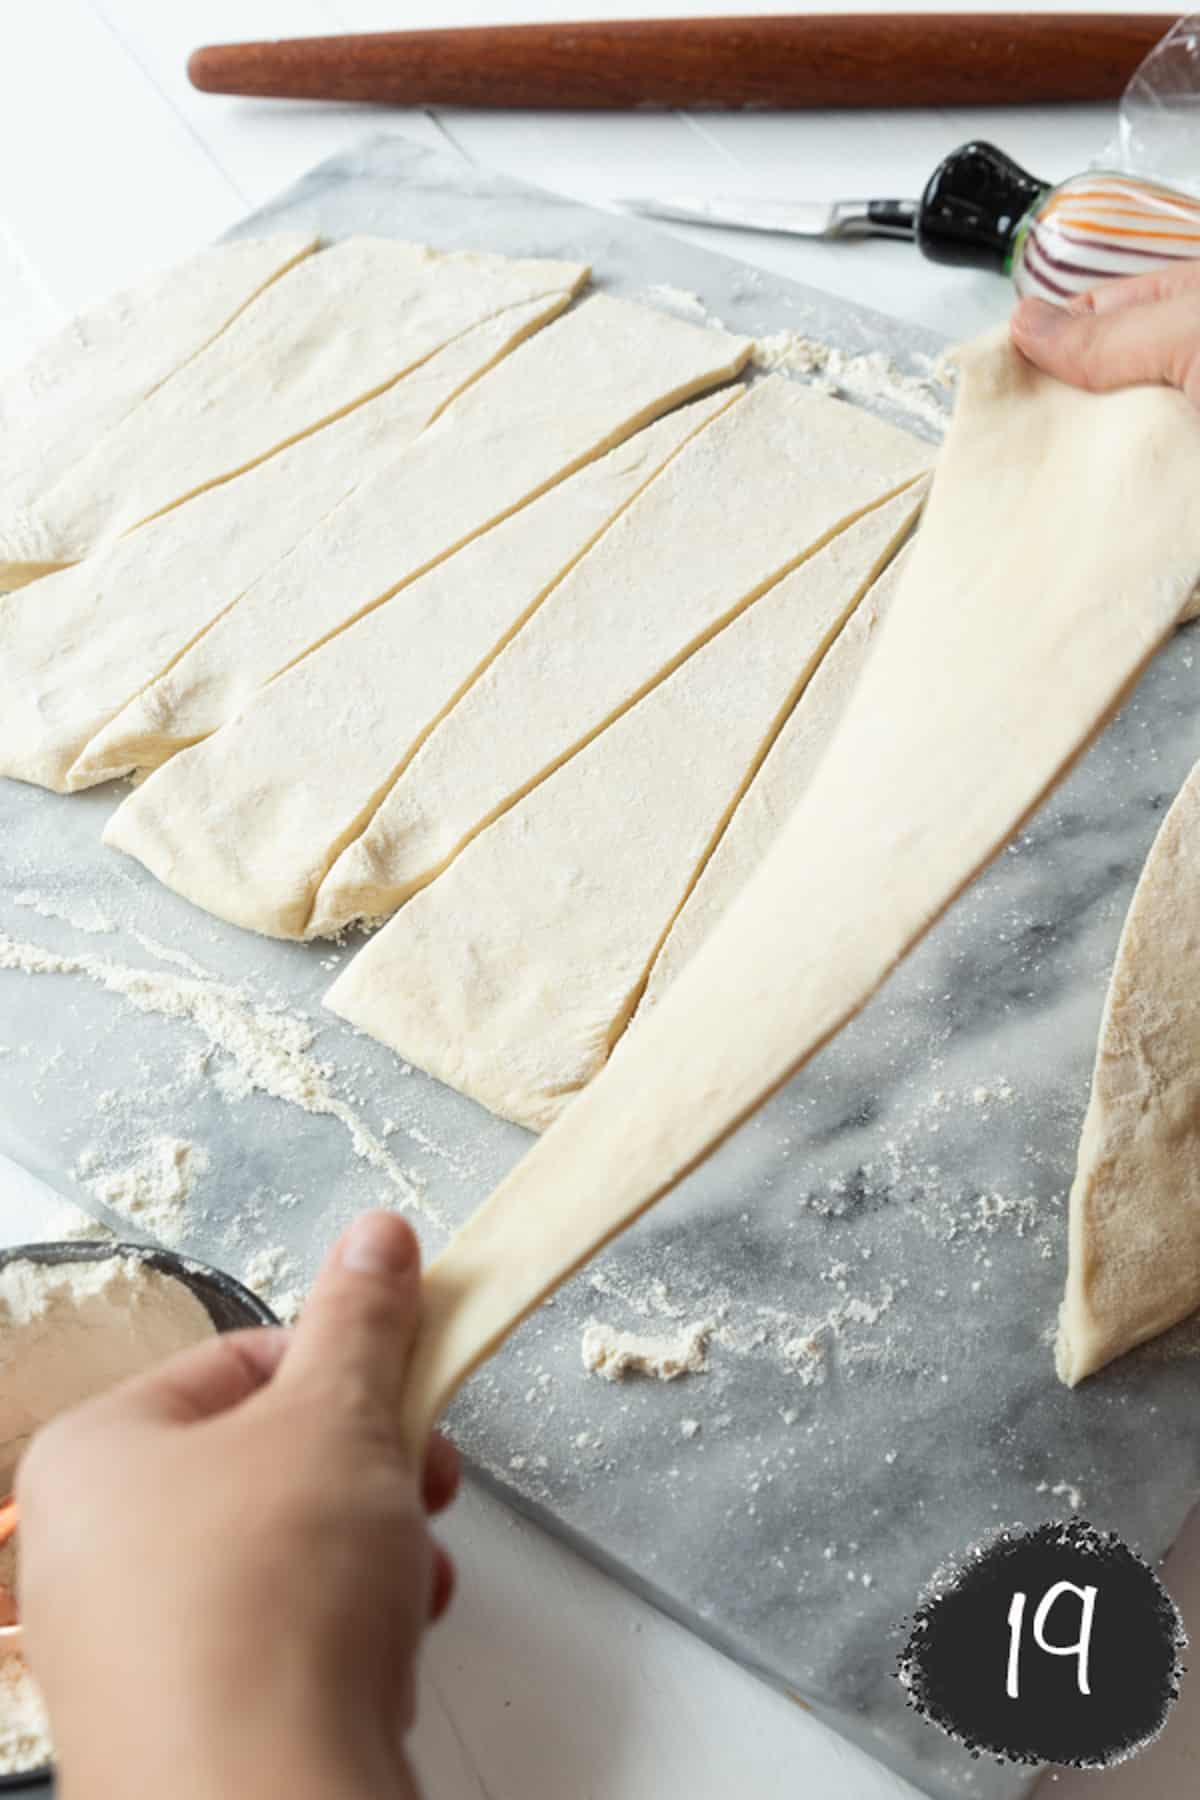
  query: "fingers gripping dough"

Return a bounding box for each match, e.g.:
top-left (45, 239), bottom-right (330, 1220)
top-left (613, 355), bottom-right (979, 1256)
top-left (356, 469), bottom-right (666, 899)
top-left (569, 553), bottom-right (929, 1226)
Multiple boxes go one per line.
top-left (637, 531), bottom-right (918, 1013)
top-left (311, 378), bottom-right (930, 936)
top-left (323, 488), bottom-right (923, 1129)
top-left (1058, 757), bottom-right (1200, 1384)
top-left (101, 391), bottom-right (740, 938)
top-left (76, 297), bottom-right (751, 778)
top-left (0, 232), bottom-right (317, 574)
top-left (0, 295), bottom-right (575, 794)
top-left (0, 238), bottom-right (589, 578)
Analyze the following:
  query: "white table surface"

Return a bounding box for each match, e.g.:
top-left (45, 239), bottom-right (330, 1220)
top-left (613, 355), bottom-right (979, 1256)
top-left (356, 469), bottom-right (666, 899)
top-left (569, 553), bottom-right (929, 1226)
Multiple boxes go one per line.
top-left (2, 4), bottom-right (1199, 1795)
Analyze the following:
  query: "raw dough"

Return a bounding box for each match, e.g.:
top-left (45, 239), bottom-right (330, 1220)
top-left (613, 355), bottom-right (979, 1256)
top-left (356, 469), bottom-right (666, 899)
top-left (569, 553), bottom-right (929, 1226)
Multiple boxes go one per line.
top-left (0, 237), bottom-right (588, 577)
top-left (0, 295), bottom-right (572, 793)
top-left (393, 328), bottom-right (1200, 1443)
top-left (82, 295), bottom-right (749, 777)
top-left (637, 531), bottom-right (917, 1014)
top-left (312, 377), bottom-right (929, 936)
top-left (323, 488), bottom-right (921, 1130)
top-left (102, 392), bottom-right (738, 938)
top-left (1057, 757), bottom-right (1200, 1384)
top-left (0, 232), bottom-right (316, 578)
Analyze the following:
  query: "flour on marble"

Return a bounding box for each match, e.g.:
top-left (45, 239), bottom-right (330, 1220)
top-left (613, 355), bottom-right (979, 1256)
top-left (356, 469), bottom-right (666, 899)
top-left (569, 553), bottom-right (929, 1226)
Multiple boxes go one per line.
top-left (12, 888), bottom-right (115, 935)
top-left (751, 331), bottom-right (954, 434)
top-left (581, 1318), bottom-right (711, 1382)
top-left (0, 931), bottom-right (435, 1223)
top-left (76, 1135), bottom-right (207, 1244)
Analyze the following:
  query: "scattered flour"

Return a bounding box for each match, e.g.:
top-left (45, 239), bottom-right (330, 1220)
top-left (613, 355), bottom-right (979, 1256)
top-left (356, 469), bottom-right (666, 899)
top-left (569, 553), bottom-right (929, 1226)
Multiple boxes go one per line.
top-left (751, 331), bottom-right (953, 434)
top-left (78, 1136), bottom-right (208, 1244)
top-left (0, 932), bottom-right (433, 1222)
top-left (640, 283), bottom-right (728, 330)
top-left (12, 889), bottom-right (114, 935)
top-left (581, 1319), bottom-right (711, 1382)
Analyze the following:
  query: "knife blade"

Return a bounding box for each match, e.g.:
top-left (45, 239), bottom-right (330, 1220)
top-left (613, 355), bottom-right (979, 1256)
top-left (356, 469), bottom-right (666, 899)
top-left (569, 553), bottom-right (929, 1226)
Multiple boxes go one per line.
top-left (619, 194), bottom-right (918, 242)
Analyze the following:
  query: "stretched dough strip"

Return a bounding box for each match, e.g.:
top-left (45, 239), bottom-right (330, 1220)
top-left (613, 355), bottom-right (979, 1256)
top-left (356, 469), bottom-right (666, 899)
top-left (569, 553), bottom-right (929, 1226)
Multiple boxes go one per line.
top-left (0, 295), bottom-right (574, 793)
top-left (325, 484), bottom-right (923, 1130)
top-left (637, 533), bottom-right (917, 1015)
top-left (311, 378), bottom-right (929, 936)
top-left (101, 391), bottom-right (739, 938)
top-left (1058, 757), bottom-right (1200, 1384)
top-left (0, 238), bottom-right (588, 578)
top-left (0, 232), bottom-right (317, 577)
top-left (79, 296), bottom-right (750, 780)
top-left (389, 328), bottom-right (1200, 1449)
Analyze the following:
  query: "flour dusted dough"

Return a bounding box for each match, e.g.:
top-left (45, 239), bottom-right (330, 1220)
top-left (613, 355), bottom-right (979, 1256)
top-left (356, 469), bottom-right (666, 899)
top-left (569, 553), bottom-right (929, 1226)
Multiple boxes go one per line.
top-left (638, 530), bottom-right (917, 1014)
top-left (102, 392), bottom-right (737, 938)
top-left (0, 238), bottom-right (588, 578)
top-left (79, 297), bottom-right (749, 775)
top-left (312, 377), bottom-right (929, 936)
top-left (392, 329), bottom-right (1200, 1443)
top-left (0, 233), bottom-right (316, 579)
top-left (1057, 758), bottom-right (1200, 1384)
top-left (0, 296), bottom-right (572, 793)
top-left (324, 487), bottom-right (923, 1130)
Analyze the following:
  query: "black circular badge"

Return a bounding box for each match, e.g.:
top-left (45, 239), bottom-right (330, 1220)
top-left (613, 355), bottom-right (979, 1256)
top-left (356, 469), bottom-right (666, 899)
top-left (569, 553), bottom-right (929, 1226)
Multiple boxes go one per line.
top-left (897, 1519), bottom-right (1186, 1768)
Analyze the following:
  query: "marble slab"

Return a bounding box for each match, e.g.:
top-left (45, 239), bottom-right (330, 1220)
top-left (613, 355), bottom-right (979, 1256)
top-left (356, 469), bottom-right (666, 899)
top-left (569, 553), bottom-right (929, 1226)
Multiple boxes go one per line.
top-left (2, 136), bottom-right (1199, 1800)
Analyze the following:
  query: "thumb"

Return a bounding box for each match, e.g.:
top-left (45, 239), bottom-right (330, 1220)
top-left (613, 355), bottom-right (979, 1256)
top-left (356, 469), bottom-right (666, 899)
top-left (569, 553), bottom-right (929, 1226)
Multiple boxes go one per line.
top-left (1011, 294), bottom-right (1200, 407)
top-left (278, 1211), bottom-right (422, 1436)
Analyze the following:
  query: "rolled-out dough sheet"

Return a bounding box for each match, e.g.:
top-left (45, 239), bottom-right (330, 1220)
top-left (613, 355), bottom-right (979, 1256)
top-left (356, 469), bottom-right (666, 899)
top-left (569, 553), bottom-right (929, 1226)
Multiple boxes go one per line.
top-left (637, 529), bottom-right (918, 1015)
top-left (324, 489), bottom-right (923, 1130)
top-left (312, 377), bottom-right (929, 937)
top-left (1057, 756), bottom-right (1200, 1385)
top-left (0, 296), bottom-right (571, 794)
top-left (397, 328), bottom-right (1200, 1439)
top-left (102, 392), bottom-right (738, 938)
top-left (0, 233), bottom-right (316, 573)
top-left (76, 296), bottom-right (750, 778)
top-left (0, 238), bottom-right (589, 579)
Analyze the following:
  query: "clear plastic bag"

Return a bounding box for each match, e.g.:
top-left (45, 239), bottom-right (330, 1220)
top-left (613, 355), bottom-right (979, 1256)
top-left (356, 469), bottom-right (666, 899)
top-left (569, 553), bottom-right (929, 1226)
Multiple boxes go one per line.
top-left (1100, 13), bottom-right (1200, 193)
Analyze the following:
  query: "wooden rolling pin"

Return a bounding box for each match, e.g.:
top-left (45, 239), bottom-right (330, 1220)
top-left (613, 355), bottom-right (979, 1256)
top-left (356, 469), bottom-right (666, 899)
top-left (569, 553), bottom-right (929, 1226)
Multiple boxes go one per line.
top-left (188, 14), bottom-right (1176, 110)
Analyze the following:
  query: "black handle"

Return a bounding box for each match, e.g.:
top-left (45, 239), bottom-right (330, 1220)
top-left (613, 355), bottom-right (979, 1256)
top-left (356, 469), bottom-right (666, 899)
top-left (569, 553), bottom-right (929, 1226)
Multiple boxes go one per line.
top-left (866, 198), bottom-right (919, 238)
top-left (916, 141), bottom-right (1049, 273)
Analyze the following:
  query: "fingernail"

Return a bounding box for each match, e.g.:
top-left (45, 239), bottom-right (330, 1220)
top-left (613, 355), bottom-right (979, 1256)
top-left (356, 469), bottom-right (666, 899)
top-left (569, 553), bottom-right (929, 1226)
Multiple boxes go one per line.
top-left (342, 1211), bottom-right (416, 1277)
top-left (1014, 298), bottom-right (1065, 340)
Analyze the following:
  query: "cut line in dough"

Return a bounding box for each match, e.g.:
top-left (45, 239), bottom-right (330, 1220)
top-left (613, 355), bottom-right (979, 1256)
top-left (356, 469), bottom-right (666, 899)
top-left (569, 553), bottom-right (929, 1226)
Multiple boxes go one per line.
top-left (75, 295), bottom-right (750, 782)
top-left (636, 531), bottom-right (918, 1015)
top-left (101, 391), bottom-right (740, 938)
top-left (0, 238), bottom-right (589, 578)
top-left (311, 377), bottom-right (930, 937)
top-left (1057, 754), bottom-right (1200, 1385)
top-left (0, 232), bottom-right (317, 584)
top-left (323, 483), bottom-right (925, 1130)
top-left (0, 293), bottom-right (575, 794)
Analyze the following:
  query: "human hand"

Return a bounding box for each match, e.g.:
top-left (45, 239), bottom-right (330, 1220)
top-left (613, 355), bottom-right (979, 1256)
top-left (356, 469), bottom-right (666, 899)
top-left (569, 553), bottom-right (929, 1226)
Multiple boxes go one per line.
top-left (16, 1212), bottom-right (458, 1800)
top-left (1011, 261), bottom-right (1200, 408)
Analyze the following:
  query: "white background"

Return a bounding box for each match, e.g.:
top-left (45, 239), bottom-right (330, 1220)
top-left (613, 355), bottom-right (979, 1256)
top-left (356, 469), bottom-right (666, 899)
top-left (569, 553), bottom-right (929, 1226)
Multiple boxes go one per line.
top-left (2, 3), bottom-right (1200, 1795)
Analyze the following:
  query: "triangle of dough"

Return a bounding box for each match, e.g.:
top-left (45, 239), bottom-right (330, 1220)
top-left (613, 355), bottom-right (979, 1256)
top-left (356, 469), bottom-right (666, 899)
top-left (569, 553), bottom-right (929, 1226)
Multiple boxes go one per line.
top-left (70, 296), bottom-right (749, 784)
top-left (101, 390), bottom-right (739, 938)
top-left (0, 295), bottom-right (569, 793)
top-left (312, 377), bottom-right (930, 938)
top-left (637, 529), bottom-right (917, 1014)
top-left (1058, 755), bottom-right (1200, 1384)
top-left (323, 490), bottom-right (923, 1130)
top-left (0, 232), bottom-right (317, 568)
top-left (0, 238), bottom-right (589, 577)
